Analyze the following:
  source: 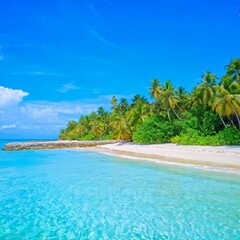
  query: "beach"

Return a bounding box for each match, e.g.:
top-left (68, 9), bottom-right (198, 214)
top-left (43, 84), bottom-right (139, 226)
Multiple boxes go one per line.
top-left (3, 140), bottom-right (240, 172)
top-left (91, 142), bottom-right (240, 172)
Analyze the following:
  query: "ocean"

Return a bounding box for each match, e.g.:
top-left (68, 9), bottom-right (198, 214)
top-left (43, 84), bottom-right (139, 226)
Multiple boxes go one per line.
top-left (0, 140), bottom-right (239, 239)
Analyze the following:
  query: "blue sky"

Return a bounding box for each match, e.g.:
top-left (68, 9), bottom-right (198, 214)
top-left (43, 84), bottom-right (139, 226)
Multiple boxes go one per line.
top-left (0, 0), bottom-right (239, 139)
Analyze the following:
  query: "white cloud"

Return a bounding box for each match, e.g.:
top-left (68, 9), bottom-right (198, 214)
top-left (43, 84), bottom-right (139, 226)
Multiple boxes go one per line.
top-left (0, 124), bottom-right (16, 130)
top-left (0, 86), bottom-right (29, 108)
top-left (57, 83), bottom-right (80, 93)
top-left (20, 101), bottom-right (104, 120)
top-left (32, 71), bottom-right (66, 77)
top-left (0, 90), bottom-right (133, 138)
top-left (89, 30), bottom-right (121, 49)
top-left (21, 105), bottom-right (58, 120)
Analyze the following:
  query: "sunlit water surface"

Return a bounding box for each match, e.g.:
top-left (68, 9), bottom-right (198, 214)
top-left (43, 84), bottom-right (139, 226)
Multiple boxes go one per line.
top-left (0, 140), bottom-right (239, 239)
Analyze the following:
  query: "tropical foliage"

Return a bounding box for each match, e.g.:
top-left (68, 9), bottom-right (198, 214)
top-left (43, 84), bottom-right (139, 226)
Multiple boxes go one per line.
top-left (59, 59), bottom-right (240, 145)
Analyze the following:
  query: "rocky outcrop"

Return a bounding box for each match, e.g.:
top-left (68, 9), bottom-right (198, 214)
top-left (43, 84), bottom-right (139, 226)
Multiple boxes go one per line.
top-left (3, 140), bottom-right (121, 151)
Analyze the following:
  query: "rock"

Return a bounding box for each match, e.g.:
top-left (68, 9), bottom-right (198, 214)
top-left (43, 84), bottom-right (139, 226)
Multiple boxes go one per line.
top-left (2, 140), bottom-right (121, 151)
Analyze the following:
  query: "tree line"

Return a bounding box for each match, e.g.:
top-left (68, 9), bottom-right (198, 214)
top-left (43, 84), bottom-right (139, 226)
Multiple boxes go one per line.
top-left (59, 58), bottom-right (240, 145)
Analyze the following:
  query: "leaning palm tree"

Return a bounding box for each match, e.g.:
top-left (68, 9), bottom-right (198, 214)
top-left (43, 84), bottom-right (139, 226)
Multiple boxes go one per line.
top-left (90, 121), bottom-right (106, 137)
top-left (226, 58), bottom-right (240, 83)
top-left (193, 71), bottom-right (218, 106)
top-left (212, 76), bottom-right (240, 128)
top-left (112, 115), bottom-right (131, 140)
top-left (90, 124), bottom-right (100, 137)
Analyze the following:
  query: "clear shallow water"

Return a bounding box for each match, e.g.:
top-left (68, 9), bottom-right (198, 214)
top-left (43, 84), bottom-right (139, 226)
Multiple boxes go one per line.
top-left (0, 140), bottom-right (239, 240)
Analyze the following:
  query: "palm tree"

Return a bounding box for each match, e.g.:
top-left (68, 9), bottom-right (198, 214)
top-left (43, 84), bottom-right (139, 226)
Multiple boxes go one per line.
top-left (160, 80), bottom-right (181, 121)
top-left (97, 107), bottom-right (106, 116)
top-left (193, 71), bottom-right (218, 106)
top-left (212, 76), bottom-right (240, 128)
top-left (112, 115), bottom-right (131, 140)
top-left (91, 121), bottom-right (104, 137)
top-left (111, 96), bottom-right (117, 105)
top-left (176, 86), bottom-right (191, 110)
top-left (118, 98), bottom-right (129, 115)
top-left (148, 79), bottom-right (161, 100)
top-left (128, 101), bottom-right (150, 131)
top-left (111, 96), bottom-right (118, 112)
top-left (131, 94), bottom-right (148, 106)
top-left (66, 121), bottom-right (78, 132)
top-left (226, 58), bottom-right (240, 83)
top-left (90, 110), bottom-right (110, 137)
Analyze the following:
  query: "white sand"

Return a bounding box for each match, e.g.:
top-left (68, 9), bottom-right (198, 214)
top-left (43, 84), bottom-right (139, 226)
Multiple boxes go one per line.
top-left (93, 142), bottom-right (240, 171)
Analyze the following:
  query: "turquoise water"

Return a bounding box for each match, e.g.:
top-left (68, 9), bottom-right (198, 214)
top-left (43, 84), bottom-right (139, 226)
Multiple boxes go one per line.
top-left (0, 140), bottom-right (239, 239)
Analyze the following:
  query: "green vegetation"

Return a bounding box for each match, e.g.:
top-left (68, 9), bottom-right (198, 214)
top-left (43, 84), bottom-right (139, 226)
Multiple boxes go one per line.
top-left (59, 58), bottom-right (240, 145)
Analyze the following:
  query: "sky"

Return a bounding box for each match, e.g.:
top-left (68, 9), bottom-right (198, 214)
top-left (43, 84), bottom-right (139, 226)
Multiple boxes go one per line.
top-left (0, 0), bottom-right (240, 139)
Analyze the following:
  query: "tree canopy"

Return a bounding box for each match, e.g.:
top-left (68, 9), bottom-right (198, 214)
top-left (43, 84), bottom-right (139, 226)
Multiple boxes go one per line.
top-left (59, 58), bottom-right (240, 145)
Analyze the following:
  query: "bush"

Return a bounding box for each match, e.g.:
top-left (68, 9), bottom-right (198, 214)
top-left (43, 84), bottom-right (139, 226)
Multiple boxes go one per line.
top-left (180, 106), bottom-right (223, 136)
top-left (98, 132), bottom-right (114, 140)
top-left (171, 127), bottom-right (240, 146)
top-left (171, 128), bottom-right (200, 145)
top-left (215, 127), bottom-right (240, 145)
top-left (78, 134), bottom-right (96, 141)
top-left (132, 116), bottom-right (179, 144)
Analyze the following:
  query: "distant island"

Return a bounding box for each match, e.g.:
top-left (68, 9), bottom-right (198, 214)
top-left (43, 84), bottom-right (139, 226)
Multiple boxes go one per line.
top-left (59, 58), bottom-right (240, 146)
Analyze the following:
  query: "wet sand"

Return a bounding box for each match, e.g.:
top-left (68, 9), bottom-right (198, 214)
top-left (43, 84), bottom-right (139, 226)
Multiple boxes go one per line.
top-left (89, 142), bottom-right (240, 173)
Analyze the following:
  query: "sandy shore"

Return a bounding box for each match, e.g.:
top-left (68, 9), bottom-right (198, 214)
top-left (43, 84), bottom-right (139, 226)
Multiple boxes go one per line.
top-left (91, 142), bottom-right (240, 173)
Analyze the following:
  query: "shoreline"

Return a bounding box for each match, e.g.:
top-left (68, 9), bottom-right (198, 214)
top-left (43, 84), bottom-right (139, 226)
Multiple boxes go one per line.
top-left (88, 142), bottom-right (240, 174)
top-left (3, 140), bottom-right (240, 174)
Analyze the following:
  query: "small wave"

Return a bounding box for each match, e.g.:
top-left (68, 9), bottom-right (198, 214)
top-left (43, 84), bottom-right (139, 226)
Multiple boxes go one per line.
top-left (97, 151), bottom-right (240, 176)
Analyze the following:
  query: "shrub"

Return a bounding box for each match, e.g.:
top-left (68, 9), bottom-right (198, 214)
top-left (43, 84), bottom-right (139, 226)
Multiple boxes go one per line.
top-left (215, 127), bottom-right (240, 145)
top-left (171, 127), bottom-right (240, 146)
top-left (180, 106), bottom-right (223, 136)
top-left (79, 134), bottom-right (96, 141)
top-left (98, 131), bottom-right (114, 140)
top-left (132, 116), bottom-right (179, 144)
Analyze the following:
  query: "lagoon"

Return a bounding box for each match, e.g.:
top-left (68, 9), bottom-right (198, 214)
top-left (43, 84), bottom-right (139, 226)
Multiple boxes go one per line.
top-left (0, 140), bottom-right (239, 239)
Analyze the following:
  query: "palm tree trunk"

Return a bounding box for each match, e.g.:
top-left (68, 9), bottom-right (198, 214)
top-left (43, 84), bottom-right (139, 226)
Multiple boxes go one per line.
top-left (237, 73), bottom-right (240, 84)
top-left (230, 103), bottom-right (240, 129)
top-left (228, 117), bottom-right (235, 127)
top-left (219, 116), bottom-right (227, 128)
top-left (172, 108), bottom-right (181, 120)
top-left (234, 112), bottom-right (240, 129)
top-left (166, 108), bottom-right (171, 122)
